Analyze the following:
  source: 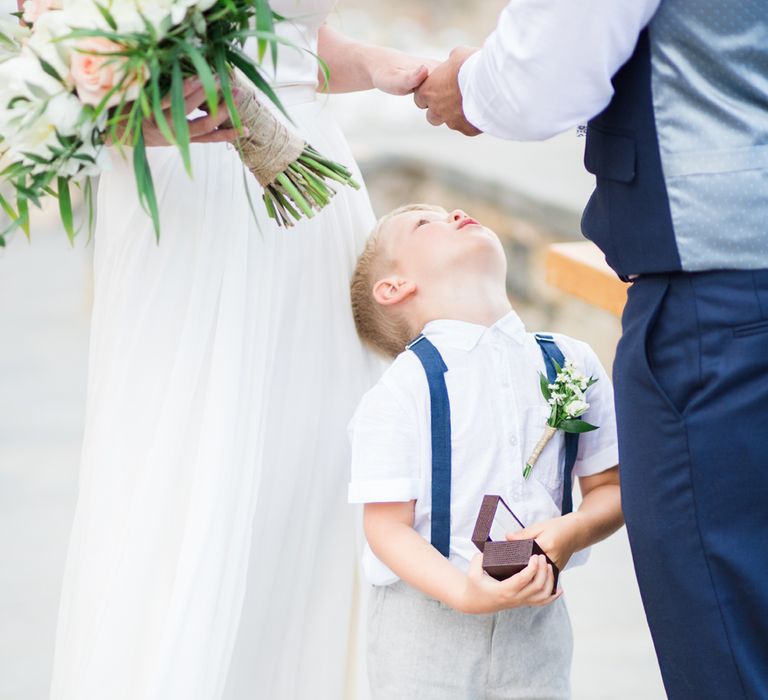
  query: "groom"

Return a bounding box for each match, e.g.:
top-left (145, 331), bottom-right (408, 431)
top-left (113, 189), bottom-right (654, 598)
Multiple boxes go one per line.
top-left (414, 2), bottom-right (768, 699)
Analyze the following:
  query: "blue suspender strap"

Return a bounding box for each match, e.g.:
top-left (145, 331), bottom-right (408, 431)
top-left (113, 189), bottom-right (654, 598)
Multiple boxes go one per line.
top-left (534, 334), bottom-right (579, 516)
top-left (407, 335), bottom-right (452, 558)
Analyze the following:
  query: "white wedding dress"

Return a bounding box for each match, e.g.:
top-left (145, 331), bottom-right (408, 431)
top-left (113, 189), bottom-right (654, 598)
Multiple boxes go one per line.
top-left (49, 2), bottom-right (381, 698)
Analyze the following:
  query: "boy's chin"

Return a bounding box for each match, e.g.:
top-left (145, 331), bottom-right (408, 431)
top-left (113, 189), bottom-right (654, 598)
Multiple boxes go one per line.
top-left (460, 232), bottom-right (505, 262)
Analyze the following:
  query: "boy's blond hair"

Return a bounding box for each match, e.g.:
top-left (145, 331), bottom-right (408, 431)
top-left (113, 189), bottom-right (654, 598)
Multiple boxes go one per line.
top-left (351, 203), bottom-right (447, 358)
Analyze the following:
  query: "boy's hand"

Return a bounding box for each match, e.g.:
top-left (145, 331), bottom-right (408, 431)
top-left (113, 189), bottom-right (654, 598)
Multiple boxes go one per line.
top-left (458, 553), bottom-right (561, 614)
top-left (506, 513), bottom-right (585, 570)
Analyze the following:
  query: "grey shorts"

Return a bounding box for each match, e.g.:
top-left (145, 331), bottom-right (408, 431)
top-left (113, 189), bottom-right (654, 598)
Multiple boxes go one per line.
top-left (367, 580), bottom-right (573, 700)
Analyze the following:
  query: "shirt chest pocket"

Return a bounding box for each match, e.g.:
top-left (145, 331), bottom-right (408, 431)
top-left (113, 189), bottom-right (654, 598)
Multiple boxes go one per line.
top-left (523, 405), bottom-right (564, 492)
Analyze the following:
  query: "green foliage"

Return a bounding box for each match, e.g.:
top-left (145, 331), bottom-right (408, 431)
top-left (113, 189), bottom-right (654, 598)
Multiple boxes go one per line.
top-left (2, 0), bottom-right (286, 244)
top-left (57, 177), bottom-right (74, 244)
top-left (1, 1), bottom-right (360, 241)
top-left (559, 419), bottom-right (599, 434)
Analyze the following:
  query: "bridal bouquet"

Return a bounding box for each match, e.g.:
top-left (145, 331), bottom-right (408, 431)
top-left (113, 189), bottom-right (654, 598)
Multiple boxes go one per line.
top-left (0, 0), bottom-right (358, 244)
top-left (524, 359), bottom-right (598, 479)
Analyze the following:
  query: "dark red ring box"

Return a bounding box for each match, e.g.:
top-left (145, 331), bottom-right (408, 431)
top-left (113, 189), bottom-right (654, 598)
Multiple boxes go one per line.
top-left (471, 494), bottom-right (559, 592)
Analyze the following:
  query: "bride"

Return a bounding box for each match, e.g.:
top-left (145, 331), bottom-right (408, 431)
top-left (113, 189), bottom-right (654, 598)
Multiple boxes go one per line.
top-left (45, 2), bottom-right (431, 698)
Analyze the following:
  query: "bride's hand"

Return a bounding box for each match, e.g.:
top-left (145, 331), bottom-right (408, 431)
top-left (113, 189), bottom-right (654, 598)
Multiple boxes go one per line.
top-left (369, 54), bottom-right (440, 96)
top-left (110, 77), bottom-right (246, 147)
top-left (317, 25), bottom-right (437, 95)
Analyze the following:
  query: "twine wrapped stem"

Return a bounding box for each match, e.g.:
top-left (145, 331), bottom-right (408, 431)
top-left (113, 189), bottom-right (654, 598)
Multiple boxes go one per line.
top-left (223, 75), bottom-right (359, 227)
top-left (523, 425), bottom-right (558, 479)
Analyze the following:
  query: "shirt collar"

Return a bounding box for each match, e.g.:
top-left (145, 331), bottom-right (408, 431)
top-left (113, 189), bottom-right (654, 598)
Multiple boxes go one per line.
top-left (421, 310), bottom-right (527, 352)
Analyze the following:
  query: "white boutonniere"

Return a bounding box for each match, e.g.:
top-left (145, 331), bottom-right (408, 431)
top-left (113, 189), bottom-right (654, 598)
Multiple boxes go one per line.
top-left (523, 360), bottom-right (599, 479)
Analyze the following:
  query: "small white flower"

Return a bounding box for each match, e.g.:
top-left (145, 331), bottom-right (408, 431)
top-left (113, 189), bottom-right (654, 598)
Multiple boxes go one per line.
top-left (565, 399), bottom-right (589, 418)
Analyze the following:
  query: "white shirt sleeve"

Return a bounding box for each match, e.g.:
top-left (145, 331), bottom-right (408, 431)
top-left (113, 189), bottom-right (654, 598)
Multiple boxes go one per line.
top-left (570, 343), bottom-right (619, 478)
top-left (458, 0), bottom-right (662, 140)
top-left (347, 381), bottom-right (422, 504)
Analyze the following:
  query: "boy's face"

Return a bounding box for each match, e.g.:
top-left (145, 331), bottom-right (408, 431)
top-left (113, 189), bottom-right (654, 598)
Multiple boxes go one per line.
top-left (380, 207), bottom-right (506, 284)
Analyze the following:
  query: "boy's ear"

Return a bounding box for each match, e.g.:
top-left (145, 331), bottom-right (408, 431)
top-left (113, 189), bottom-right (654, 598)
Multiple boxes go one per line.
top-left (372, 277), bottom-right (417, 307)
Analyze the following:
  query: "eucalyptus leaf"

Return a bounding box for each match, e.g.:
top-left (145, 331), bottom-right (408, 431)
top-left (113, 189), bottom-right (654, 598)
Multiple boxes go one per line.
top-left (57, 177), bottom-right (75, 244)
top-left (16, 195), bottom-right (30, 238)
top-left (213, 48), bottom-right (241, 131)
top-left (226, 47), bottom-right (289, 121)
top-left (93, 2), bottom-right (118, 31)
top-left (0, 191), bottom-right (18, 221)
top-left (132, 131), bottom-right (160, 240)
top-left (178, 40), bottom-right (218, 116)
top-left (170, 60), bottom-right (192, 176)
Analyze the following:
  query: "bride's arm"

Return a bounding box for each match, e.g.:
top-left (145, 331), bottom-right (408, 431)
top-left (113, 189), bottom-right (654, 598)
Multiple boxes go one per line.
top-left (317, 24), bottom-right (435, 96)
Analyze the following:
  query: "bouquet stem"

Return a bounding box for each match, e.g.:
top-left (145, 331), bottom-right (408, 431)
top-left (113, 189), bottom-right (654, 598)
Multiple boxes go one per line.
top-left (524, 425), bottom-right (557, 479)
top-left (226, 76), bottom-right (359, 227)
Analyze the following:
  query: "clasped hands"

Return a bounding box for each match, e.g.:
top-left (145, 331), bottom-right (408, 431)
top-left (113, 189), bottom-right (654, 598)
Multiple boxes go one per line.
top-left (365, 42), bottom-right (482, 137)
top-left (118, 43), bottom-right (482, 148)
top-left (412, 46), bottom-right (481, 137)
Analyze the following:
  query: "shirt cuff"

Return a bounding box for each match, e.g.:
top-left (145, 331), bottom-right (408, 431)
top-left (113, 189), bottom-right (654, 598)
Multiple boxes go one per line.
top-left (572, 445), bottom-right (619, 478)
top-left (457, 51), bottom-right (485, 132)
top-left (348, 478), bottom-right (421, 504)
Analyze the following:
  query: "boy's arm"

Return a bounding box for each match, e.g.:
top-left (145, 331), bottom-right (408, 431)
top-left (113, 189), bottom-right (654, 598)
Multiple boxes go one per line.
top-left (573, 465), bottom-right (624, 548)
top-left (507, 466), bottom-right (623, 569)
top-left (365, 501), bottom-right (560, 614)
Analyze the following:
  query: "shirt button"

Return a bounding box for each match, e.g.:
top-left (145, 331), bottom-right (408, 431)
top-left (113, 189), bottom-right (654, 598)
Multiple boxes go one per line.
top-left (508, 434), bottom-right (518, 446)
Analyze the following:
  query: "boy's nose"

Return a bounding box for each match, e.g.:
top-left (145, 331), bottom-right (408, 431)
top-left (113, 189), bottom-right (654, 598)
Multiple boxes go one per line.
top-left (450, 210), bottom-right (468, 222)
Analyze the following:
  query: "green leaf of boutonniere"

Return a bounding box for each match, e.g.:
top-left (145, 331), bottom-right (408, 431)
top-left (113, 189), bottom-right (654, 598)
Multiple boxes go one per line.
top-left (525, 358), bottom-right (600, 478)
top-left (559, 419), bottom-right (599, 434)
top-left (539, 372), bottom-right (551, 402)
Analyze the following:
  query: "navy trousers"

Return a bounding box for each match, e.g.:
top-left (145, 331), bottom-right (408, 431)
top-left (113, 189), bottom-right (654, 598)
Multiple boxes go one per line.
top-left (614, 270), bottom-right (768, 700)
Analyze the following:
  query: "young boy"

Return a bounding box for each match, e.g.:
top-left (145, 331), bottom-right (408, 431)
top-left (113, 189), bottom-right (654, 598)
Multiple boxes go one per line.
top-left (348, 204), bottom-right (624, 699)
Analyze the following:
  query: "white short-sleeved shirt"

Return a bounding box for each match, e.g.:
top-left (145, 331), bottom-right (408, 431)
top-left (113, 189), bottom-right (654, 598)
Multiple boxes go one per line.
top-left (348, 311), bottom-right (619, 586)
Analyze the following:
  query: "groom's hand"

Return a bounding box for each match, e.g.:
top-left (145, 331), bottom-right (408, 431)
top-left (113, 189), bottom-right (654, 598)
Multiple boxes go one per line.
top-left (413, 46), bottom-right (481, 137)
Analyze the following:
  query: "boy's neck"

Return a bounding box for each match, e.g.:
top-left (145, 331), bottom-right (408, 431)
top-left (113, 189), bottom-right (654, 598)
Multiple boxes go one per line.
top-left (414, 281), bottom-right (513, 331)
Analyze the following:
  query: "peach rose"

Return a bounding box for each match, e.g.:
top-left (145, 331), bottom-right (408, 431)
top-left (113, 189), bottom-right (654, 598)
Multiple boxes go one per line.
top-left (22, 0), bottom-right (62, 24)
top-left (70, 37), bottom-right (147, 109)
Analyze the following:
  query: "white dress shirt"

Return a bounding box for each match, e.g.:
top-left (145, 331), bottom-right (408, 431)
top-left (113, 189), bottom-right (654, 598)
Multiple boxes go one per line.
top-left (348, 311), bottom-right (619, 586)
top-left (458, 0), bottom-right (662, 140)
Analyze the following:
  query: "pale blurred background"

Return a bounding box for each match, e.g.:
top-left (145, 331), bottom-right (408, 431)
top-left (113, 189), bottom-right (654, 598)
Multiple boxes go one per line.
top-left (0, 1), bottom-right (665, 698)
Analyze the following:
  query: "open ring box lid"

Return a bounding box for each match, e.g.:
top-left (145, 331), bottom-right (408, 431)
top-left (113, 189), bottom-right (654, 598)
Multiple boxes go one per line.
top-left (471, 494), bottom-right (559, 592)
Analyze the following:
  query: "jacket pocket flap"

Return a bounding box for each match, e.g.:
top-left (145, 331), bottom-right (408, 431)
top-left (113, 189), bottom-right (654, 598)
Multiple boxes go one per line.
top-left (584, 126), bottom-right (636, 183)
